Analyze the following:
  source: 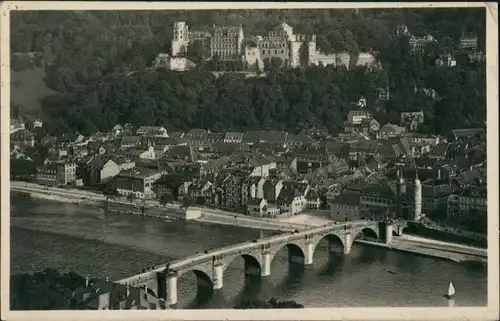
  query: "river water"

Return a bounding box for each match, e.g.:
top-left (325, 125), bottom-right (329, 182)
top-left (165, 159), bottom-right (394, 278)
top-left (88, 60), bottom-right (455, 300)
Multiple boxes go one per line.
top-left (10, 195), bottom-right (487, 308)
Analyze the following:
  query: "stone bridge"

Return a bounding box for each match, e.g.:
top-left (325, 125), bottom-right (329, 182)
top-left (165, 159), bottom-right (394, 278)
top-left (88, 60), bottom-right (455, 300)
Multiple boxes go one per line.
top-left (116, 220), bottom-right (406, 307)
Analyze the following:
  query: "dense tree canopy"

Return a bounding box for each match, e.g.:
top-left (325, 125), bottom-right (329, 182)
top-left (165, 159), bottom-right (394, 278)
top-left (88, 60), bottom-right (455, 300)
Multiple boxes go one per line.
top-left (10, 8), bottom-right (486, 138)
top-left (11, 268), bottom-right (86, 310)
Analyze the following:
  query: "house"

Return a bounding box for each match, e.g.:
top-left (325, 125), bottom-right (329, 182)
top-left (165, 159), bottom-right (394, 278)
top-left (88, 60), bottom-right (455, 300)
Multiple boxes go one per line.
top-left (242, 131), bottom-right (288, 145)
top-left (36, 160), bottom-right (77, 187)
top-left (409, 34), bottom-right (436, 54)
top-left (247, 176), bottom-right (266, 199)
top-left (400, 111), bottom-right (424, 131)
top-left (73, 279), bottom-right (165, 310)
top-left (11, 130), bottom-right (35, 148)
top-left (276, 188), bottom-right (306, 215)
top-left (348, 140), bottom-right (381, 160)
top-left (124, 146), bottom-right (156, 161)
top-left (378, 123), bottom-right (406, 139)
top-left (221, 174), bottom-right (245, 209)
top-left (136, 126), bottom-right (168, 137)
top-left (33, 119), bottom-right (43, 128)
top-left (451, 128), bottom-right (484, 141)
top-left (468, 51), bottom-right (485, 63)
top-left (184, 129), bottom-right (208, 146)
top-left (436, 54), bottom-right (456, 68)
top-left (10, 118), bottom-right (26, 134)
top-left (328, 192), bottom-right (361, 221)
top-left (206, 132), bottom-right (225, 144)
top-left (428, 142), bottom-right (450, 160)
top-left (346, 109), bottom-right (372, 126)
top-left (344, 118), bottom-right (380, 135)
top-left (404, 133), bottom-right (441, 147)
top-left (114, 167), bottom-right (162, 199)
top-left (285, 132), bottom-right (315, 148)
top-left (85, 158), bottom-right (122, 186)
top-left (120, 136), bottom-right (141, 149)
top-left (153, 145), bottom-right (169, 159)
top-left (246, 198), bottom-right (268, 217)
top-left (396, 24), bottom-right (410, 37)
top-left (410, 141), bottom-right (432, 158)
top-left (447, 188), bottom-right (486, 232)
top-left (188, 179), bottom-right (215, 203)
top-left (263, 179), bottom-right (284, 202)
top-left (40, 135), bottom-right (58, 147)
top-left (292, 146), bottom-right (331, 174)
top-left (460, 32), bottom-right (478, 50)
top-left (248, 158), bottom-right (276, 178)
top-left (223, 132), bottom-right (244, 144)
top-left (306, 189), bottom-right (322, 209)
top-left (73, 145), bottom-right (89, 158)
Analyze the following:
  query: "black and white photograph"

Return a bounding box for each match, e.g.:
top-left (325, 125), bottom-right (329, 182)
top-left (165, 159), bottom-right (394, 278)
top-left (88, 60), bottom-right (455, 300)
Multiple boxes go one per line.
top-left (1, 1), bottom-right (498, 320)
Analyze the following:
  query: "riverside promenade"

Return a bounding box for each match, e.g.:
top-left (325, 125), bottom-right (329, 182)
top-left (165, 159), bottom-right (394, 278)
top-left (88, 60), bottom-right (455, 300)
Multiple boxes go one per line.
top-left (10, 181), bottom-right (307, 232)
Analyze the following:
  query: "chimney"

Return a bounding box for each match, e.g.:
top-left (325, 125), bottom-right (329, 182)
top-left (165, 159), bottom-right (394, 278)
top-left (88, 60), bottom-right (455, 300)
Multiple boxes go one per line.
top-left (126, 283), bottom-right (130, 297)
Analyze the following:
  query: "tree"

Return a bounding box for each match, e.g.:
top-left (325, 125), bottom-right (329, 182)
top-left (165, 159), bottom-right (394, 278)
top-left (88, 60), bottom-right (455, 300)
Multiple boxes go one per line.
top-left (159, 193), bottom-right (174, 207)
top-left (11, 269), bottom-right (86, 310)
top-left (181, 196), bottom-right (194, 209)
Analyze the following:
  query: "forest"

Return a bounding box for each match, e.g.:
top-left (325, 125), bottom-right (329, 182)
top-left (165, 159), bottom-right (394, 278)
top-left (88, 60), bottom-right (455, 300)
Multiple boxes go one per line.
top-left (10, 8), bottom-right (486, 138)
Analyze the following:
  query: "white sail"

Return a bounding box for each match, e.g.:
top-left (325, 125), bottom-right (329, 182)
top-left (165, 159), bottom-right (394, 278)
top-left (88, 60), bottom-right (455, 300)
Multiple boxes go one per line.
top-left (448, 282), bottom-right (456, 297)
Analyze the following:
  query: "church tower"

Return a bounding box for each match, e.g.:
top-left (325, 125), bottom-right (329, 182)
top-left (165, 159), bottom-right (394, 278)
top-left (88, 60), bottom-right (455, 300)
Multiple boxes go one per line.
top-left (171, 22), bottom-right (189, 57)
top-left (414, 169), bottom-right (422, 221)
top-left (395, 169), bottom-right (406, 219)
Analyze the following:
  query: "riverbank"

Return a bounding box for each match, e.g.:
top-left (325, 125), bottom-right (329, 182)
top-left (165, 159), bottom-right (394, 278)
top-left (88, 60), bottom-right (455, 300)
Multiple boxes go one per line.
top-left (10, 182), bottom-right (307, 231)
top-left (355, 237), bottom-right (487, 264)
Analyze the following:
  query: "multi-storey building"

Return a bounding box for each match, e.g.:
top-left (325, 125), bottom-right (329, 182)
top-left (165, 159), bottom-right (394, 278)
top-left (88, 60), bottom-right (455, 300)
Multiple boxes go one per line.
top-left (114, 167), bottom-right (162, 200)
top-left (210, 25), bottom-right (244, 61)
top-left (257, 30), bottom-right (290, 64)
top-left (409, 35), bottom-right (436, 54)
top-left (36, 160), bottom-right (77, 187)
top-left (447, 187), bottom-right (487, 230)
top-left (460, 32), bottom-right (478, 50)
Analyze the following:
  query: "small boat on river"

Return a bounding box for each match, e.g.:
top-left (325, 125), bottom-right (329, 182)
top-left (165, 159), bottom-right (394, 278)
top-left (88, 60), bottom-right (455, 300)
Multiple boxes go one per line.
top-left (444, 281), bottom-right (456, 299)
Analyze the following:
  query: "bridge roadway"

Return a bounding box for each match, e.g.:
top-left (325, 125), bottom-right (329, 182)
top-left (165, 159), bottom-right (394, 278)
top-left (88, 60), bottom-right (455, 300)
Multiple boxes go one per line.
top-left (116, 219), bottom-right (400, 306)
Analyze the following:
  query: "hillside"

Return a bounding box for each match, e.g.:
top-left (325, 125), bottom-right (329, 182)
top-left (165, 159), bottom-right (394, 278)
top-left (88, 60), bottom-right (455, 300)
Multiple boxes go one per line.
top-left (9, 8), bottom-right (486, 136)
top-left (11, 67), bottom-right (57, 118)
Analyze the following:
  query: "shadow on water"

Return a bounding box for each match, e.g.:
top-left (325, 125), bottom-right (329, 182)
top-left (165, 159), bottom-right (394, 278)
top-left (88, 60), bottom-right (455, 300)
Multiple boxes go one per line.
top-left (461, 260), bottom-right (487, 273)
top-left (232, 274), bottom-right (267, 303)
top-left (276, 262), bottom-right (306, 293)
top-left (187, 284), bottom-right (214, 309)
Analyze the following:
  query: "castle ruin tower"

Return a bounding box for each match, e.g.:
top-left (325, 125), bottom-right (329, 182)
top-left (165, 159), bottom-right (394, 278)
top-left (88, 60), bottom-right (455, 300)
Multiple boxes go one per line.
top-left (413, 170), bottom-right (422, 221)
top-left (172, 22), bottom-right (189, 57)
top-left (307, 34), bottom-right (317, 65)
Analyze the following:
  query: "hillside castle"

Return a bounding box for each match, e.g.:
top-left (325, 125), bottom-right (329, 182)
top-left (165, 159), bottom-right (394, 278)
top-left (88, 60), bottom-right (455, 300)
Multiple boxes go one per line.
top-left (159, 21), bottom-right (377, 71)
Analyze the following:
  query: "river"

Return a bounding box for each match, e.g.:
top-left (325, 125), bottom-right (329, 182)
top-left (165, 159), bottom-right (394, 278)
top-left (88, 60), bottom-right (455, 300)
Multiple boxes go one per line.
top-left (10, 195), bottom-right (487, 308)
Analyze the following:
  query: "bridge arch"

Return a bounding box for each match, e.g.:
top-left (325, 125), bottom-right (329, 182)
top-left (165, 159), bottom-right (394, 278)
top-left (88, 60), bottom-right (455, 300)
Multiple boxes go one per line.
top-left (312, 232), bottom-right (345, 255)
top-left (271, 242), bottom-right (306, 265)
top-left (224, 253), bottom-right (262, 276)
top-left (353, 226), bottom-right (380, 241)
top-left (177, 268), bottom-right (214, 306)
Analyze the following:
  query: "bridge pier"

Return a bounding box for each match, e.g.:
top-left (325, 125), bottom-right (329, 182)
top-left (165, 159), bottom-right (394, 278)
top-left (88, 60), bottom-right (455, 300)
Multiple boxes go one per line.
top-left (304, 242), bottom-right (314, 265)
top-left (261, 252), bottom-right (271, 277)
top-left (213, 264), bottom-right (224, 290)
top-left (385, 223), bottom-right (393, 244)
top-left (166, 272), bottom-right (178, 306)
top-left (344, 232), bottom-right (352, 255)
